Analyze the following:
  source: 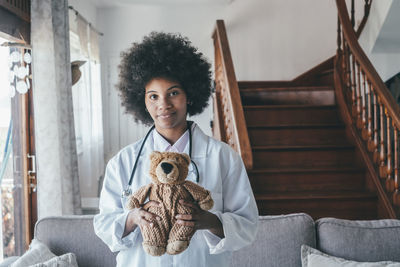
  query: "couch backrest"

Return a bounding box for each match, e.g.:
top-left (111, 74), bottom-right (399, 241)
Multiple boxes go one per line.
top-left (35, 214), bottom-right (400, 267)
top-left (230, 213), bottom-right (316, 267)
top-left (35, 215), bottom-right (116, 267)
top-left (316, 217), bottom-right (400, 262)
top-left (35, 213), bottom-right (316, 267)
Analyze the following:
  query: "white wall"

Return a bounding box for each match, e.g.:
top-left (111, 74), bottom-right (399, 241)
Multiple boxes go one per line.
top-left (69, 0), bottom-right (98, 27)
top-left (359, 0), bottom-right (400, 82)
top-left (98, 0), bottom-right (343, 163)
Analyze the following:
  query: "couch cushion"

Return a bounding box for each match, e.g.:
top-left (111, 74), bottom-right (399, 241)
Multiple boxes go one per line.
top-left (316, 217), bottom-right (400, 262)
top-left (30, 252), bottom-right (78, 267)
top-left (34, 215), bottom-right (116, 267)
top-left (301, 245), bottom-right (400, 267)
top-left (10, 239), bottom-right (56, 267)
top-left (230, 213), bottom-right (316, 267)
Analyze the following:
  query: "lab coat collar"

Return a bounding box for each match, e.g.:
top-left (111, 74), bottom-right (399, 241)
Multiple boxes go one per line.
top-left (139, 122), bottom-right (208, 159)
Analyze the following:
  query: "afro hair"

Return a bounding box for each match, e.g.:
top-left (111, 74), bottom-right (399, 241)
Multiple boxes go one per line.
top-left (117, 32), bottom-right (212, 125)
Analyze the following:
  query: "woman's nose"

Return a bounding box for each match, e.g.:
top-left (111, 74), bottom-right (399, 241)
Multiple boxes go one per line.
top-left (158, 96), bottom-right (172, 110)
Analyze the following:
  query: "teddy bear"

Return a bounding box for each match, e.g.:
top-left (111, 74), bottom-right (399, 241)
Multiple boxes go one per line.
top-left (126, 151), bottom-right (214, 256)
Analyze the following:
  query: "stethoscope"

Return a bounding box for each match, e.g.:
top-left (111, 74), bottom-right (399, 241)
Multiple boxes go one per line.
top-left (121, 121), bottom-right (200, 198)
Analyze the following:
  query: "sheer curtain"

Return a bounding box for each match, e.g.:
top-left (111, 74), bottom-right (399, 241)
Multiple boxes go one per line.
top-left (69, 12), bottom-right (104, 203)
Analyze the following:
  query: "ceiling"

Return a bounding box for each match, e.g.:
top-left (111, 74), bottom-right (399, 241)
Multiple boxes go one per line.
top-left (88, 0), bottom-right (234, 7)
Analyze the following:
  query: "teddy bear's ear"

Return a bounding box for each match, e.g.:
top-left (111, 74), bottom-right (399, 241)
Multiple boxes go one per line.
top-left (150, 151), bottom-right (162, 161)
top-left (181, 153), bottom-right (190, 165)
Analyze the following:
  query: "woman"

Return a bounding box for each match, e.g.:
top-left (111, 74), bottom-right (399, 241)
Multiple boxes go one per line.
top-left (94, 32), bottom-right (258, 267)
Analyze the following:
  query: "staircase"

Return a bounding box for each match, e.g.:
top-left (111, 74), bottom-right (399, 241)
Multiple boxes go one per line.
top-left (239, 81), bottom-right (378, 219)
top-left (212, 0), bottom-right (400, 220)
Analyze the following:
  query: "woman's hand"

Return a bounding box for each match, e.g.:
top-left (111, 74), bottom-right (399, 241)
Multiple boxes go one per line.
top-left (175, 199), bottom-right (225, 238)
top-left (123, 200), bottom-right (162, 238)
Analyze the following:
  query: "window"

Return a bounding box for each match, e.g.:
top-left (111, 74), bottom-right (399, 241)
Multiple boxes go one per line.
top-left (0, 1), bottom-right (35, 259)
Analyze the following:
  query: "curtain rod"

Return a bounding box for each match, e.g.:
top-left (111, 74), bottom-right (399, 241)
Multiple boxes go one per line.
top-left (68, 6), bottom-right (104, 36)
top-left (1, 42), bottom-right (32, 49)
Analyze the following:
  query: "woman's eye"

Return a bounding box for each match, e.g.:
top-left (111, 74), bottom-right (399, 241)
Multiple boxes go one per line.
top-left (169, 91), bottom-right (179, 96)
top-left (149, 94), bottom-right (157, 100)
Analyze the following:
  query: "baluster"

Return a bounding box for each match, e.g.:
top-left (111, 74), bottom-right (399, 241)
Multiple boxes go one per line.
top-left (379, 101), bottom-right (387, 178)
top-left (364, 0), bottom-right (371, 18)
top-left (341, 34), bottom-right (347, 85)
top-left (337, 16), bottom-right (342, 56)
top-left (341, 37), bottom-right (346, 78)
top-left (356, 62), bottom-right (362, 126)
top-left (351, 55), bottom-right (357, 117)
top-left (359, 70), bottom-right (367, 131)
top-left (372, 93), bottom-right (379, 162)
top-left (345, 44), bottom-right (352, 99)
top-left (386, 112), bottom-right (394, 191)
top-left (365, 80), bottom-right (373, 144)
top-left (341, 38), bottom-right (346, 83)
top-left (351, 0), bottom-right (355, 28)
top-left (393, 127), bottom-right (400, 206)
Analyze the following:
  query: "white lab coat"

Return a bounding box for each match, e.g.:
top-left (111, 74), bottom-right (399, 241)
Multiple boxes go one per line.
top-left (94, 123), bottom-right (259, 267)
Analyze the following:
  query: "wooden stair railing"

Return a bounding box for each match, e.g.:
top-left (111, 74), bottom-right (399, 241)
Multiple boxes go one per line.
top-left (212, 20), bottom-right (253, 170)
top-left (335, 0), bottom-right (400, 217)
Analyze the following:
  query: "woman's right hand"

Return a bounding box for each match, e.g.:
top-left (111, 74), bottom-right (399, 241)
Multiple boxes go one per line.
top-left (123, 200), bottom-right (162, 237)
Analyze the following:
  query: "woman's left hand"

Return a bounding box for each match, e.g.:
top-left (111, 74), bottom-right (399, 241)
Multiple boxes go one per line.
top-left (175, 199), bottom-right (225, 238)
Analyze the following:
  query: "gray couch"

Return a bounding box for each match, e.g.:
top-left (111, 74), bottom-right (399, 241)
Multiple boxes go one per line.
top-left (6, 213), bottom-right (400, 266)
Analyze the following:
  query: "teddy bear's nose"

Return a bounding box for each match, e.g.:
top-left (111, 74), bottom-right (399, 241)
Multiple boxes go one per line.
top-left (161, 162), bottom-right (173, 174)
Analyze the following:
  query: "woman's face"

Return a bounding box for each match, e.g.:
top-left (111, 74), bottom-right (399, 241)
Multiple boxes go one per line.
top-left (145, 77), bottom-right (188, 132)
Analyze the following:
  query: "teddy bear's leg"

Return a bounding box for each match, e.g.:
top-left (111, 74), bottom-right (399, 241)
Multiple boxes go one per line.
top-left (166, 222), bottom-right (195, 255)
top-left (141, 214), bottom-right (169, 256)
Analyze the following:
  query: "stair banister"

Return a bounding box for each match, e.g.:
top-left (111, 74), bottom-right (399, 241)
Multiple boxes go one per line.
top-left (212, 20), bottom-right (253, 170)
top-left (335, 0), bottom-right (400, 214)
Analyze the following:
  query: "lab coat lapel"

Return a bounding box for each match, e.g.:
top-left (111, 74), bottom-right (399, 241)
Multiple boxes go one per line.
top-left (133, 131), bottom-right (155, 186)
top-left (190, 123), bottom-right (208, 159)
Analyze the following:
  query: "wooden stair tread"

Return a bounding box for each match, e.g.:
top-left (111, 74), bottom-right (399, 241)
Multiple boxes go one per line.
top-left (248, 167), bottom-right (364, 174)
top-left (252, 144), bottom-right (354, 151)
top-left (247, 123), bottom-right (344, 129)
top-left (255, 191), bottom-right (376, 200)
top-left (244, 104), bottom-right (337, 109)
top-left (240, 86), bottom-right (333, 92)
top-left (238, 81), bottom-right (295, 89)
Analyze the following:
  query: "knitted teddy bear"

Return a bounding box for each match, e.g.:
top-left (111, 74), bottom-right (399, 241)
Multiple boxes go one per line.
top-left (126, 151), bottom-right (214, 256)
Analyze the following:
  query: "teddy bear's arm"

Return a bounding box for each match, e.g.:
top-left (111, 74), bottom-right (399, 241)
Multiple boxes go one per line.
top-left (126, 184), bottom-right (152, 210)
top-left (183, 181), bottom-right (214, 211)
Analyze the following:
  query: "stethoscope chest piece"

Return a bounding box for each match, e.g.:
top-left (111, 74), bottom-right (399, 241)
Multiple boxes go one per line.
top-left (121, 187), bottom-right (132, 198)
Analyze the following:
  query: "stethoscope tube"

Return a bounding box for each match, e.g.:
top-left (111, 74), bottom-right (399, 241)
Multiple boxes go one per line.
top-left (121, 121), bottom-right (199, 198)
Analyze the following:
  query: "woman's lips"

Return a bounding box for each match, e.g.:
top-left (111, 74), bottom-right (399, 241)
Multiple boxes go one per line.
top-left (158, 113), bottom-right (175, 119)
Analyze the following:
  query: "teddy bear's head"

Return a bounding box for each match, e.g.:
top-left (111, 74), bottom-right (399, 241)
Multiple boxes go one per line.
top-left (149, 151), bottom-right (190, 185)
